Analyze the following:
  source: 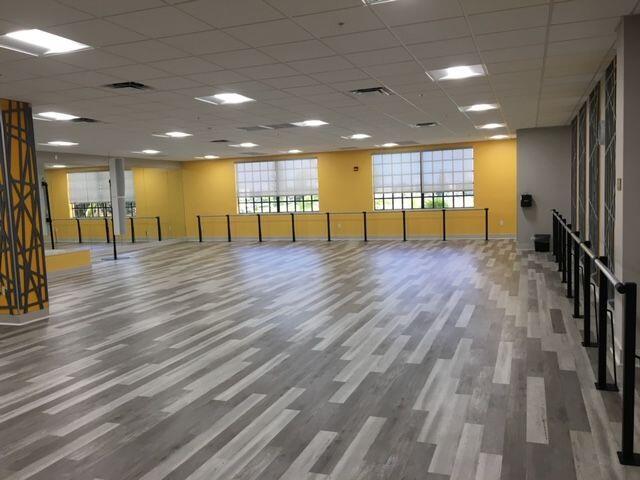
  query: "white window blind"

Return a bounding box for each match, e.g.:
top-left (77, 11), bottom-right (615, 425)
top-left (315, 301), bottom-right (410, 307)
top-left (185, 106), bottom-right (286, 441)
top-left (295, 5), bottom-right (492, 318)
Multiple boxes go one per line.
top-left (423, 148), bottom-right (474, 193)
top-left (373, 152), bottom-right (421, 194)
top-left (236, 158), bottom-right (318, 197)
top-left (68, 171), bottom-right (135, 203)
top-left (373, 148), bottom-right (474, 194)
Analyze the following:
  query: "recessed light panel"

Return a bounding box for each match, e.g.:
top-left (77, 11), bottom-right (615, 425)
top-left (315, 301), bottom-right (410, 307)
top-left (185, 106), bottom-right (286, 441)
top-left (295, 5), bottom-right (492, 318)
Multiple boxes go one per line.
top-left (477, 123), bottom-right (505, 130)
top-left (136, 149), bottom-right (161, 155)
top-left (381, 143), bottom-right (399, 148)
top-left (428, 64), bottom-right (486, 81)
top-left (230, 142), bottom-right (259, 148)
top-left (196, 93), bottom-right (255, 105)
top-left (36, 111), bottom-right (79, 121)
top-left (490, 134), bottom-right (510, 140)
top-left (288, 149), bottom-right (303, 154)
top-left (45, 141), bottom-right (78, 146)
top-left (0, 29), bottom-right (90, 56)
top-left (204, 155), bottom-right (219, 159)
top-left (165, 131), bottom-right (192, 138)
top-left (342, 133), bottom-right (371, 140)
top-left (459, 103), bottom-right (499, 113)
top-left (292, 120), bottom-right (328, 127)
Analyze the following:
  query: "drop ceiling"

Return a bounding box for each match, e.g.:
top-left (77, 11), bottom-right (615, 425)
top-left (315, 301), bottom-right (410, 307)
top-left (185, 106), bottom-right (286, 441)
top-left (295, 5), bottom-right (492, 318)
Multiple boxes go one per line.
top-left (0, 0), bottom-right (638, 161)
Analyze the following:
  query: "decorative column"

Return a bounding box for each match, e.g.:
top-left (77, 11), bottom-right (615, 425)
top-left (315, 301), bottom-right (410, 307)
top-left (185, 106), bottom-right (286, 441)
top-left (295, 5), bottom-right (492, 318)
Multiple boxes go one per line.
top-left (0, 98), bottom-right (49, 325)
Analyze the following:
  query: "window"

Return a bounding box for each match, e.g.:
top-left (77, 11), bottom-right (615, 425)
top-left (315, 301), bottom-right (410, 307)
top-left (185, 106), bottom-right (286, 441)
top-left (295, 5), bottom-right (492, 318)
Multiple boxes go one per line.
top-left (68, 171), bottom-right (136, 218)
top-left (236, 158), bottom-right (319, 213)
top-left (373, 148), bottom-right (474, 210)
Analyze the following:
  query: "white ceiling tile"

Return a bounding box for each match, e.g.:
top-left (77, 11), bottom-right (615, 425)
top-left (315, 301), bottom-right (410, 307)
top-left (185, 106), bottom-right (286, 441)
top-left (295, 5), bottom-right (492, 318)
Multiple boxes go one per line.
top-left (543, 53), bottom-right (605, 77)
top-left (224, 19), bottom-right (313, 47)
top-left (295, 6), bottom-right (384, 38)
top-left (481, 44), bottom-right (545, 63)
top-left (486, 58), bottom-right (544, 74)
top-left (105, 40), bottom-right (188, 63)
top-left (145, 77), bottom-right (204, 90)
top-left (3, 58), bottom-right (82, 77)
top-left (99, 64), bottom-right (170, 81)
top-left (468, 5), bottom-right (550, 35)
top-left (421, 53), bottom-right (482, 70)
top-left (476, 28), bottom-right (546, 51)
top-left (235, 63), bottom-right (300, 80)
top-left (552, 0), bottom-right (636, 24)
top-left (371, 0), bottom-right (463, 26)
top-left (177, 0), bottom-right (284, 27)
top-left (108, 7), bottom-right (211, 38)
top-left (56, 50), bottom-right (134, 70)
top-left (346, 47), bottom-right (413, 67)
top-left (261, 40), bottom-right (335, 62)
top-left (289, 56), bottom-right (353, 74)
top-left (162, 31), bottom-right (248, 55)
top-left (204, 49), bottom-right (274, 69)
top-left (266, 0), bottom-right (362, 16)
top-left (408, 37), bottom-right (476, 60)
top-left (262, 75), bottom-right (318, 88)
top-left (322, 29), bottom-right (400, 54)
top-left (546, 35), bottom-right (616, 57)
top-left (314, 68), bottom-right (369, 83)
top-left (149, 57), bottom-right (222, 75)
top-left (187, 70), bottom-right (250, 85)
top-left (57, 0), bottom-right (164, 16)
top-left (53, 71), bottom-right (127, 88)
top-left (460, 0), bottom-right (549, 15)
top-left (48, 20), bottom-right (146, 47)
top-left (548, 18), bottom-right (619, 42)
top-left (0, 0), bottom-right (90, 27)
top-left (392, 17), bottom-right (470, 45)
top-left (284, 84), bottom-right (336, 97)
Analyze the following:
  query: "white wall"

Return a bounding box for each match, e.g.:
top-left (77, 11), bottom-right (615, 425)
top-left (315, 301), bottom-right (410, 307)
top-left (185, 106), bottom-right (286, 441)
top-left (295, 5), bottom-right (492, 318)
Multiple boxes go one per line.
top-left (516, 126), bottom-right (571, 250)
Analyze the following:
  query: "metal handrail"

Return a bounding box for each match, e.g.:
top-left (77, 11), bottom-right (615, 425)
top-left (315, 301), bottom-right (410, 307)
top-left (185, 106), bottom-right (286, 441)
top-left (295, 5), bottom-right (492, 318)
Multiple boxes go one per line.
top-left (50, 216), bottom-right (162, 245)
top-left (551, 209), bottom-right (639, 466)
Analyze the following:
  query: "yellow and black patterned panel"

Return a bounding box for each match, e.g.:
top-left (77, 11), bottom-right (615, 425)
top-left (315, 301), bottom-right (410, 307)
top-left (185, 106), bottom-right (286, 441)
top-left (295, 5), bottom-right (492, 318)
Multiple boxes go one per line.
top-left (0, 99), bottom-right (48, 314)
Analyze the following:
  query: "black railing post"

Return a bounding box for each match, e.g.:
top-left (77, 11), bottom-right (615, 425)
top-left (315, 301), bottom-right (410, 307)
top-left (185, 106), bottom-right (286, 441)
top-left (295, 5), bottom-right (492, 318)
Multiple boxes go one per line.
top-left (559, 216), bottom-right (564, 273)
top-left (618, 282), bottom-right (640, 465)
top-left (484, 207), bottom-right (489, 241)
top-left (105, 218), bottom-right (110, 243)
top-left (402, 210), bottom-right (407, 241)
top-left (566, 223), bottom-right (573, 297)
top-left (326, 212), bottom-right (331, 241)
top-left (130, 217), bottom-right (136, 243)
top-left (442, 209), bottom-right (446, 241)
top-left (197, 215), bottom-right (203, 242)
top-left (111, 218), bottom-right (117, 260)
top-left (76, 218), bottom-right (82, 244)
top-left (41, 180), bottom-right (55, 250)
top-left (156, 216), bottom-right (162, 241)
top-left (291, 213), bottom-right (296, 242)
top-left (573, 231), bottom-right (581, 316)
top-left (552, 212), bottom-right (558, 260)
top-left (363, 211), bottom-right (368, 242)
top-left (595, 257), bottom-right (617, 391)
top-left (257, 214), bottom-right (262, 242)
top-left (582, 241), bottom-right (596, 347)
top-left (226, 214), bottom-right (231, 242)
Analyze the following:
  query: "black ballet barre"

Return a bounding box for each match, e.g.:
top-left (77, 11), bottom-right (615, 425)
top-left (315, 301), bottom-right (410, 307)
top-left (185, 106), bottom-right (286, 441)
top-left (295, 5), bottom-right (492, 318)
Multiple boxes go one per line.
top-left (49, 216), bottom-right (162, 248)
top-left (552, 209), bottom-right (640, 466)
top-left (196, 208), bottom-right (489, 243)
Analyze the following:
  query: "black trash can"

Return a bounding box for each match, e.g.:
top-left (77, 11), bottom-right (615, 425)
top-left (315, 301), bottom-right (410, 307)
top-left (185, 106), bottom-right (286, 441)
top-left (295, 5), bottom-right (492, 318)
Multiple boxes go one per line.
top-left (534, 234), bottom-right (550, 252)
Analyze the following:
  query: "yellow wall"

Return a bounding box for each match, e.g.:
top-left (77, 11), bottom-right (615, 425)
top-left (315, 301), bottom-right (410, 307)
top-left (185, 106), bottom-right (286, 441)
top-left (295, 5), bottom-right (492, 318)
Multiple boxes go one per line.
top-left (182, 139), bottom-right (517, 240)
top-left (46, 249), bottom-right (92, 273)
top-left (45, 166), bottom-right (185, 242)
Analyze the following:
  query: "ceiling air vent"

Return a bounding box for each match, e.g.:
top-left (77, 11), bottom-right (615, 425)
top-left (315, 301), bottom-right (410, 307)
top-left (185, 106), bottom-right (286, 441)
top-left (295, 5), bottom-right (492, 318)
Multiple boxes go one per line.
top-left (71, 117), bottom-right (100, 123)
top-left (210, 139), bottom-right (229, 143)
top-left (414, 122), bottom-right (439, 128)
top-left (103, 81), bottom-right (152, 91)
top-left (266, 123), bottom-right (298, 130)
top-left (362, 0), bottom-right (396, 5)
top-left (349, 86), bottom-right (393, 96)
top-left (238, 125), bottom-right (273, 132)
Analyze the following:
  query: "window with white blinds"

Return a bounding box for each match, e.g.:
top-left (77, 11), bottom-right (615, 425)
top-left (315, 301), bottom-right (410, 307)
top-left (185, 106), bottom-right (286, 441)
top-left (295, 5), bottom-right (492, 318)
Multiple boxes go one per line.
top-left (373, 148), bottom-right (474, 210)
top-left (236, 158), bottom-right (319, 213)
top-left (67, 171), bottom-right (136, 218)
top-left (68, 171), bottom-right (135, 203)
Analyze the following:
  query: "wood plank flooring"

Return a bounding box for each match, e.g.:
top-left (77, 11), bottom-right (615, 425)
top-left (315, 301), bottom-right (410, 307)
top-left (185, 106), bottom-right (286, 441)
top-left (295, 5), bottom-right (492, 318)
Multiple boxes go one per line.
top-left (1, 239), bottom-right (639, 479)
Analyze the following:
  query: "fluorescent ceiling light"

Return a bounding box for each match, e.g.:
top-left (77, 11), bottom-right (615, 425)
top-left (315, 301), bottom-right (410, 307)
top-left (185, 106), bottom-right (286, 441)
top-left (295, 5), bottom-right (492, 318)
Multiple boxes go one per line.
top-left (45, 140), bottom-right (78, 146)
top-left (362, 0), bottom-right (396, 4)
top-left (204, 155), bottom-right (219, 159)
top-left (48, 164), bottom-right (67, 168)
top-left (288, 149), bottom-right (302, 154)
top-left (428, 64), bottom-right (486, 81)
top-left (342, 133), bottom-right (371, 140)
top-left (195, 93), bottom-right (255, 105)
top-left (292, 120), bottom-right (328, 127)
top-left (165, 131), bottom-right (192, 138)
top-left (490, 134), bottom-right (510, 140)
top-left (36, 111), bottom-right (78, 121)
top-left (381, 143), bottom-right (399, 148)
top-left (138, 149), bottom-right (160, 155)
top-left (477, 123), bottom-right (505, 130)
top-left (0, 29), bottom-right (90, 56)
top-left (230, 142), bottom-right (258, 148)
top-left (459, 103), bottom-right (499, 113)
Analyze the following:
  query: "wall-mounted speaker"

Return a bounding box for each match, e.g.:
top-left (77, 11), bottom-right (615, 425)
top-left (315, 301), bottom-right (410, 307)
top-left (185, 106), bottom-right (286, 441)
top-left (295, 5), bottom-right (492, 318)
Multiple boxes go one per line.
top-left (521, 193), bottom-right (533, 208)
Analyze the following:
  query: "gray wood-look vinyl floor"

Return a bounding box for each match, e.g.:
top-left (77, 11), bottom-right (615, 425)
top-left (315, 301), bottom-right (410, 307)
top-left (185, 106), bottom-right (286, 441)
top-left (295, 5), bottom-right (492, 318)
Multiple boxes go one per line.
top-left (0, 240), bottom-right (638, 480)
